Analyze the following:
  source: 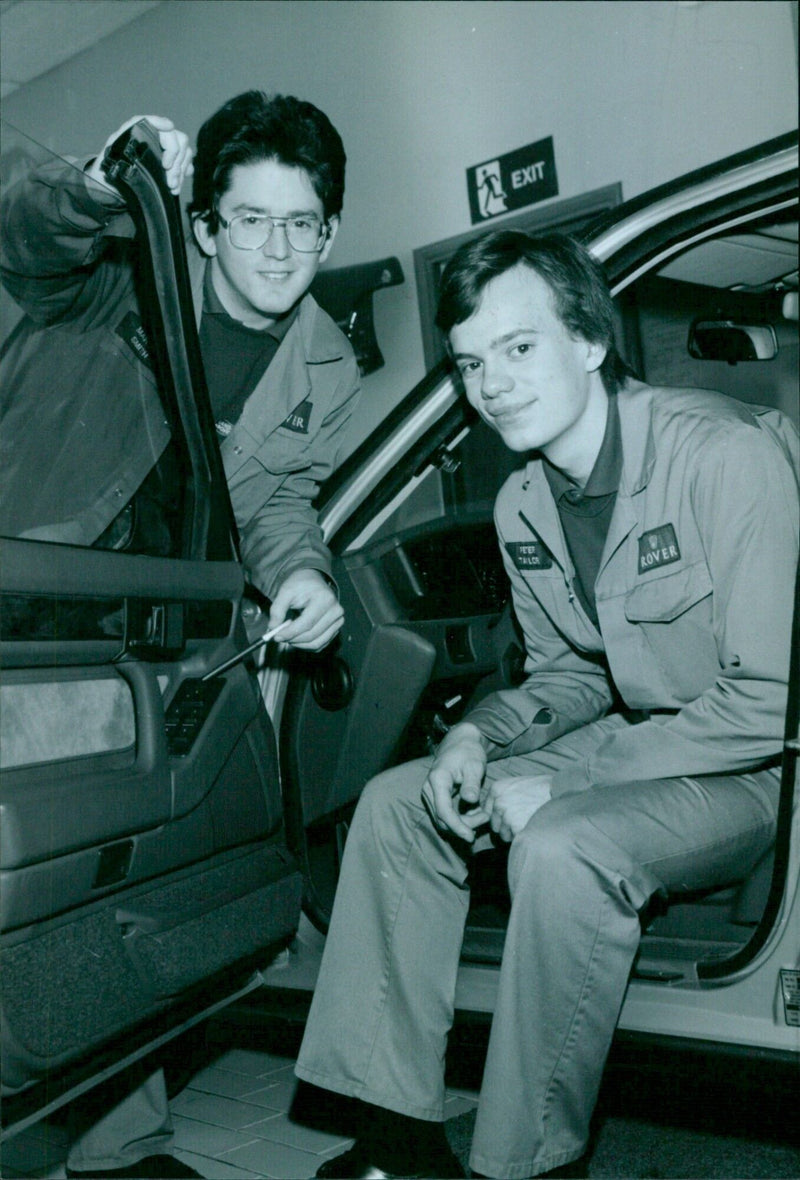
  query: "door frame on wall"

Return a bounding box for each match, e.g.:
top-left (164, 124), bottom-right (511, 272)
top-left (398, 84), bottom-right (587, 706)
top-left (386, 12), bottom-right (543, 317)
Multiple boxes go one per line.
top-left (413, 183), bottom-right (622, 371)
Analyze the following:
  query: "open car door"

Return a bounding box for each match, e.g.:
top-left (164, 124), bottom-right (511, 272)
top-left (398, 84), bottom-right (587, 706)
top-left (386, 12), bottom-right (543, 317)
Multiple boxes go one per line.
top-left (0, 121), bottom-right (303, 1135)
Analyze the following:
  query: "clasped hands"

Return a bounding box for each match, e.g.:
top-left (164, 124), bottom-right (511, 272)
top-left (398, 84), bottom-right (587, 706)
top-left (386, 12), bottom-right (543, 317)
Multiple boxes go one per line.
top-left (421, 722), bottom-right (552, 844)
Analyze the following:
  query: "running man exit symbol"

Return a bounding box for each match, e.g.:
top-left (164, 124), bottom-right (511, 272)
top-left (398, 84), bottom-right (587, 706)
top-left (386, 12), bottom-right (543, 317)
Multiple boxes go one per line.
top-left (467, 137), bottom-right (558, 224)
top-left (475, 162), bottom-right (508, 219)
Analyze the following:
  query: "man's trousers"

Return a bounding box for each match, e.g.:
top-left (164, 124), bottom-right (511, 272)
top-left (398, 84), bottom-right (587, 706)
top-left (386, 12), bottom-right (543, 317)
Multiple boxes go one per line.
top-left (66, 1066), bottom-right (173, 1172)
top-left (295, 715), bottom-right (780, 1179)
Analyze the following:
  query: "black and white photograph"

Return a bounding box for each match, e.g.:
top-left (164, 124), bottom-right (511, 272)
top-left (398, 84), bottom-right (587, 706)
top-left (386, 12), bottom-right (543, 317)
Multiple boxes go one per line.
top-left (1, 3), bottom-right (798, 1178)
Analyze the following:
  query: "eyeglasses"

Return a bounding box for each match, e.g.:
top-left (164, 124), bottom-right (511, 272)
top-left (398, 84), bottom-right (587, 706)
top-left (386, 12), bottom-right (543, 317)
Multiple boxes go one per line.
top-left (217, 212), bottom-right (328, 253)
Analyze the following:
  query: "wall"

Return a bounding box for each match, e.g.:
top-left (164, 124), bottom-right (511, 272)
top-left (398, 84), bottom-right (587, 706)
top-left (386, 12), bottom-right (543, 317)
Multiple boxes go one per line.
top-left (3, 0), bottom-right (797, 447)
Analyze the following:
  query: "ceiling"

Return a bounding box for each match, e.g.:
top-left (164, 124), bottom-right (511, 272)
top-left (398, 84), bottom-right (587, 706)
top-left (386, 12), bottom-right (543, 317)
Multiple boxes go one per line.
top-left (661, 221), bottom-right (799, 292)
top-left (0, 0), bottom-right (163, 99)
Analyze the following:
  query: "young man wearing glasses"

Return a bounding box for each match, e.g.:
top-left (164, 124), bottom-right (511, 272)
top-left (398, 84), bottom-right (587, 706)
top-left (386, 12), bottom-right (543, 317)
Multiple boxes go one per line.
top-left (2, 92), bottom-right (357, 1179)
top-left (2, 90), bottom-right (358, 654)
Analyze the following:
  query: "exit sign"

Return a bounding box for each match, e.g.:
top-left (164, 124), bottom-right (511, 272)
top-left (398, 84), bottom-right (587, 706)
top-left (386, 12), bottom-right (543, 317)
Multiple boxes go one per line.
top-left (467, 136), bottom-right (558, 225)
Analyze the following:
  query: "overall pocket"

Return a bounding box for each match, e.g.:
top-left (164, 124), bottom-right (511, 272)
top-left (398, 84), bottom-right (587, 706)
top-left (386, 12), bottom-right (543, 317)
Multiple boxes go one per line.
top-left (624, 562), bottom-right (717, 701)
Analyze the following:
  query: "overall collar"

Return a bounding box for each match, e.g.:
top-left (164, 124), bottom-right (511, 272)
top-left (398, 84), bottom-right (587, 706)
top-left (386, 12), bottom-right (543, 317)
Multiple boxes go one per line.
top-left (542, 391), bottom-right (622, 507)
top-left (615, 378), bottom-right (656, 496)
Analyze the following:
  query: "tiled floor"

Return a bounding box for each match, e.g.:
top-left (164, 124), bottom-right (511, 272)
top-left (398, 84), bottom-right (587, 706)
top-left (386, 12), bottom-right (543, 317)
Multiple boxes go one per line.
top-left (2, 1042), bottom-right (479, 1180)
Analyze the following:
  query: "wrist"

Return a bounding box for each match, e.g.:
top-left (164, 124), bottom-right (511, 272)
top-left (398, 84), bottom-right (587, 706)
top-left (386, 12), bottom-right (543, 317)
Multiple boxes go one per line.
top-left (447, 720), bottom-right (492, 754)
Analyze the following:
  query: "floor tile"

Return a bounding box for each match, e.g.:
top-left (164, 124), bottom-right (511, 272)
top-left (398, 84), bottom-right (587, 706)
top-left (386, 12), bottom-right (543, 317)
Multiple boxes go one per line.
top-left (187, 1065), bottom-right (284, 1101)
top-left (212, 1049), bottom-right (297, 1078)
top-left (3, 1045), bottom-right (348, 1178)
top-left (171, 1113), bottom-right (270, 1157)
top-left (208, 1048), bottom-right (292, 1078)
top-left (221, 1109), bottom-right (293, 1139)
top-left (444, 1093), bottom-right (480, 1119)
top-left (174, 1146), bottom-right (262, 1178)
top-left (170, 1089), bottom-right (279, 1130)
top-left (239, 1070), bottom-right (300, 1111)
top-left (245, 1110), bottom-right (353, 1154)
top-left (221, 1136), bottom-right (326, 1179)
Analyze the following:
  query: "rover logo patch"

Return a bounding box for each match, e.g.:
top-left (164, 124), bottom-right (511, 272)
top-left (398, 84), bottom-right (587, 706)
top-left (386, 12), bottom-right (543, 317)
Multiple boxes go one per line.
top-left (282, 400), bottom-right (312, 433)
top-left (638, 524), bottom-right (681, 573)
top-left (506, 540), bottom-right (553, 571)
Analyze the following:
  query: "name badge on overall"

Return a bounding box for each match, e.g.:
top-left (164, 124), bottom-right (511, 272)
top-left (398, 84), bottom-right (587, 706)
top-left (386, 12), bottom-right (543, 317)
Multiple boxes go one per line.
top-left (506, 540), bottom-right (553, 571)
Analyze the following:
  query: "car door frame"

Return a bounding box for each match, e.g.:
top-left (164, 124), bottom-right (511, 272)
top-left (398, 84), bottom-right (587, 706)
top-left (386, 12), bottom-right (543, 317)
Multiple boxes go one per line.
top-left (1, 122), bottom-right (302, 1135)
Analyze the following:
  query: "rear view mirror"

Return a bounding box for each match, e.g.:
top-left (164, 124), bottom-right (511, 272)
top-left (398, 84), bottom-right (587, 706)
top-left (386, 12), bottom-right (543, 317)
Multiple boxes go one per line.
top-left (688, 319), bottom-right (778, 364)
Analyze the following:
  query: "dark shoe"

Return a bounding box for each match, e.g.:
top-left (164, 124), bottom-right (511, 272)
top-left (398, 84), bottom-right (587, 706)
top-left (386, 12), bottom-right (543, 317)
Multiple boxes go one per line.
top-left (66, 1154), bottom-right (204, 1178)
top-left (317, 1140), bottom-right (466, 1178)
top-left (537, 1155), bottom-right (589, 1179)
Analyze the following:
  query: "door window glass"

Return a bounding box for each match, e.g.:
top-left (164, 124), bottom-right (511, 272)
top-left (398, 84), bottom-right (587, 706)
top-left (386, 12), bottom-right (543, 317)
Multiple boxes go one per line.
top-left (1, 123), bottom-right (190, 557)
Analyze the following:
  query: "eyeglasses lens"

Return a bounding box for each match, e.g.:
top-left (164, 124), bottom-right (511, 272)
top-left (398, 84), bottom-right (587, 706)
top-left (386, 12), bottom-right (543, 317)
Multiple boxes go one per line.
top-left (230, 217), bottom-right (323, 252)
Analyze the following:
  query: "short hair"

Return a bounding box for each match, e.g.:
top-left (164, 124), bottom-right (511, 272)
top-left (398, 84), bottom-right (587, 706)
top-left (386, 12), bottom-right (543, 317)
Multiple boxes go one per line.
top-left (435, 230), bottom-right (631, 394)
top-left (188, 90), bottom-right (346, 231)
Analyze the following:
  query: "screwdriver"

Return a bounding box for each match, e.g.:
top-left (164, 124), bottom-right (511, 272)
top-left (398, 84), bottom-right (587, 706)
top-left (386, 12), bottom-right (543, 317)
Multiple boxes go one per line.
top-left (202, 613), bottom-right (297, 681)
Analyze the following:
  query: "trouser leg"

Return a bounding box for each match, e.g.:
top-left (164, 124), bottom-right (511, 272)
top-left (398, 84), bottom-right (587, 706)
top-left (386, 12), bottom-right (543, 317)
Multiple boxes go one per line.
top-left (295, 758), bottom-right (471, 1119)
top-left (66, 1067), bottom-right (173, 1171)
top-left (469, 766), bottom-right (779, 1179)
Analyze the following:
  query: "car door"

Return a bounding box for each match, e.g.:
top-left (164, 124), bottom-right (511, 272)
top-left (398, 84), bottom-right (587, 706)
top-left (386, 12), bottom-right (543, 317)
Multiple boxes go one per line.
top-left (0, 121), bottom-right (303, 1133)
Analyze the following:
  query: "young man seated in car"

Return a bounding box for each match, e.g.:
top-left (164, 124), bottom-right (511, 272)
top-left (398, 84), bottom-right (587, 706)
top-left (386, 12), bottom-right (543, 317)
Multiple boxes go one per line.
top-left (295, 231), bottom-right (799, 1179)
top-left (1, 91), bottom-right (359, 1180)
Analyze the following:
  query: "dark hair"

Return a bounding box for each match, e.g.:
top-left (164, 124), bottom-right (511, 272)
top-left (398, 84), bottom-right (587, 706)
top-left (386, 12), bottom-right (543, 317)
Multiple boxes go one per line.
top-left (435, 230), bottom-right (631, 394)
top-left (188, 90), bottom-right (346, 230)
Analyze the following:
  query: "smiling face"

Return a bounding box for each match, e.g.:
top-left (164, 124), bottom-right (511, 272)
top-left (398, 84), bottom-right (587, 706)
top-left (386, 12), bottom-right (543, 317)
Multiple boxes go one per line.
top-left (193, 158), bottom-right (338, 329)
top-left (449, 263), bottom-right (609, 481)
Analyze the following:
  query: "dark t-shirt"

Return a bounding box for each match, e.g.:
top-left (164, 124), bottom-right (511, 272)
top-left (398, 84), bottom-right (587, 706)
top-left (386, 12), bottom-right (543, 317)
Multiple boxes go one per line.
top-left (199, 268), bottom-right (296, 438)
top-left (542, 394), bottom-right (622, 626)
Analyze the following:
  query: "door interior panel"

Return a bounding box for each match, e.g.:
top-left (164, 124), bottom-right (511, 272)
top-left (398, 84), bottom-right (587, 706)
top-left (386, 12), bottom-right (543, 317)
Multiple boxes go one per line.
top-left (1, 541), bottom-right (303, 1104)
top-left (1, 842), bottom-right (302, 1087)
top-left (2, 663), bottom-right (171, 868)
top-left (0, 120), bottom-right (305, 1127)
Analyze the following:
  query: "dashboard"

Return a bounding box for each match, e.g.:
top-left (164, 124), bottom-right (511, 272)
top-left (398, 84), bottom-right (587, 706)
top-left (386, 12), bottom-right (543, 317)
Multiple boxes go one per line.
top-left (344, 519), bottom-right (510, 622)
